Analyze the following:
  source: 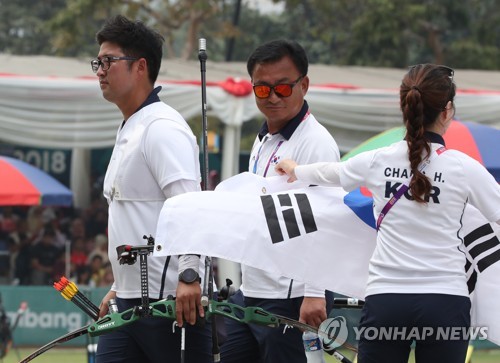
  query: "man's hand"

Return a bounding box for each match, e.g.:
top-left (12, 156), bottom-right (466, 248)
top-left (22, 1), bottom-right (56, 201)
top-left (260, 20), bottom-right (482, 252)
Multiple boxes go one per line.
top-left (99, 290), bottom-right (116, 318)
top-left (299, 297), bottom-right (327, 328)
top-left (175, 282), bottom-right (204, 327)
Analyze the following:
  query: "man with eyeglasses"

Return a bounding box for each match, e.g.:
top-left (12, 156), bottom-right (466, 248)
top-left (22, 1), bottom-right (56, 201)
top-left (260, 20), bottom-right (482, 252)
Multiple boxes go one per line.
top-left (92, 15), bottom-right (211, 363)
top-left (220, 40), bottom-right (340, 363)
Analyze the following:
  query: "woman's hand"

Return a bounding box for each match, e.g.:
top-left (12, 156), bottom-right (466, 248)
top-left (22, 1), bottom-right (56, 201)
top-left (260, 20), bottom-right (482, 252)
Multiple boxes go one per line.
top-left (275, 159), bottom-right (298, 182)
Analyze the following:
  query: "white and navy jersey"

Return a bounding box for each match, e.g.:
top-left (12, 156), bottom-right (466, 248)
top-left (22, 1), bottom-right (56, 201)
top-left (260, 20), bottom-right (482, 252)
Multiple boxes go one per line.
top-left (338, 137), bottom-right (500, 298)
top-left (242, 101), bottom-right (340, 299)
top-left (104, 90), bottom-right (202, 299)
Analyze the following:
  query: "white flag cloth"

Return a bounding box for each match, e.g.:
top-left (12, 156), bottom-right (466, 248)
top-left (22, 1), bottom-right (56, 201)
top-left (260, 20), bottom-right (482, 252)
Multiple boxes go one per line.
top-left (155, 172), bottom-right (500, 345)
top-left (464, 205), bottom-right (500, 346)
top-left (155, 172), bottom-right (376, 299)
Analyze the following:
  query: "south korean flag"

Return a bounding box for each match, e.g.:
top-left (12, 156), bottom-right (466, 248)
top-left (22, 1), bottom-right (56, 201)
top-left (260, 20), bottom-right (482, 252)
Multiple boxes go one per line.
top-left (463, 205), bottom-right (500, 345)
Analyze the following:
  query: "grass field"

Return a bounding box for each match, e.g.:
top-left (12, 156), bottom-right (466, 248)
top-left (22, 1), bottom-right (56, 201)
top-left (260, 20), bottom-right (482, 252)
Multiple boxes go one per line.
top-left (4, 347), bottom-right (500, 363)
top-left (4, 347), bottom-right (88, 363)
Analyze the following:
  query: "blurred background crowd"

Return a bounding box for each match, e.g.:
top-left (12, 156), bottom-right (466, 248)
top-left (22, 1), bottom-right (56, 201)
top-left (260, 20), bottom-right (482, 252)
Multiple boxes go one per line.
top-left (0, 194), bottom-right (113, 288)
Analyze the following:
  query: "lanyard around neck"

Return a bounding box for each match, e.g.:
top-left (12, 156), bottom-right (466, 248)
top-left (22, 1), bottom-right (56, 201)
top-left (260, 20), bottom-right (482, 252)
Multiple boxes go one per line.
top-left (376, 146), bottom-right (447, 231)
top-left (252, 137), bottom-right (284, 177)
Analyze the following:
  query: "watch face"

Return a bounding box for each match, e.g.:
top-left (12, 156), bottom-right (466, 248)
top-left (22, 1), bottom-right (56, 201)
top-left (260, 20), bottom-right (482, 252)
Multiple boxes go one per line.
top-left (180, 268), bottom-right (198, 283)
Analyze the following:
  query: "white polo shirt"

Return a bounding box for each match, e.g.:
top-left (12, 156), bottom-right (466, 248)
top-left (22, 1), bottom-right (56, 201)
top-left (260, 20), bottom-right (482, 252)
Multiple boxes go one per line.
top-left (242, 105), bottom-right (340, 299)
top-left (296, 138), bottom-right (500, 298)
top-left (104, 101), bottom-right (202, 299)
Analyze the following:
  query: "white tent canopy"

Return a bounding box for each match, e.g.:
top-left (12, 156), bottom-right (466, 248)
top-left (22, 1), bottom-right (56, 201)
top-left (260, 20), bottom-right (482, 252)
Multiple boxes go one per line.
top-left (2, 75), bottom-right (499, 148)
top-left (1, 54), bottom-right (500, 206)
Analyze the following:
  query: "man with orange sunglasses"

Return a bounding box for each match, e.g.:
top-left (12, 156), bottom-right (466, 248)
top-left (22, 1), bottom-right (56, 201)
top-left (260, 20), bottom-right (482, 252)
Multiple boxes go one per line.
top-left (220, 40), bottom-right (341, 363)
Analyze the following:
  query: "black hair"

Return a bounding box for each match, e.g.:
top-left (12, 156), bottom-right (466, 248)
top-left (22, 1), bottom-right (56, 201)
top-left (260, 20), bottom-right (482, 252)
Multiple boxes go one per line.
top-left (246, 39), bottom-right (308, 78)
top-left (96, 15), bottom-right (164, 84)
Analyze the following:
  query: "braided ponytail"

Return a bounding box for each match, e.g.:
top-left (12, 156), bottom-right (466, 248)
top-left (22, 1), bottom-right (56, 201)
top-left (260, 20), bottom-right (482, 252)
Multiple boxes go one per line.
top-left (400, 64), bottom-right (455, 203)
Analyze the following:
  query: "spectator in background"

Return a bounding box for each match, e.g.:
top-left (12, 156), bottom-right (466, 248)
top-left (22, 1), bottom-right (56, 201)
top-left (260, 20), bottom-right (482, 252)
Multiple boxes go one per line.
top-left (55, 206), bottom-right (79, 239)
top-left (8, 219), bottom-right (32, 284)
top-left (0, 207), bottom-right (21, 281)
top-left (70, 237), bottom-right (88, 278)
top-left (25, 207), bottom-right (67, 249)
top-left (85, 201), bottom-right (108, 238)
top-left (26, 206), bottom-right (44, 237)
top-left (88, 234), bottom-right (109, 264)
top-left (12, 220), bottom-right (34, 285)
top-left (89, 254), bottom-right (106, 287)
top-left (76, 265), bottom-right (92, 286)
top-left (69, 217), bottom-right (86, 242)
top-left (30, 226), bottom-right (62, 285)
top-left (52, 248), bottom-right (66, 282)
top-left (0, 207), bottom-right (19, 235)
top-left (44, 218), bottom-right (67, 248)
top-left (41, 207), bottom-right (56, 226)
top-left (98, 262), bottom-right (114, 287)
top-left (0, 231), bottom-right (8, 281)
top-left (0, 306), bottom-right (13, 359)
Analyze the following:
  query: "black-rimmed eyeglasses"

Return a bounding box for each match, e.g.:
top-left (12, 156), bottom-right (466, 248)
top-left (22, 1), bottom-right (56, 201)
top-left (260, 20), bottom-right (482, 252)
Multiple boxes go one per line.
top-left (90, 56), bottom-right (138, 73)
top-left (252, 76), bottom-right (304, 99)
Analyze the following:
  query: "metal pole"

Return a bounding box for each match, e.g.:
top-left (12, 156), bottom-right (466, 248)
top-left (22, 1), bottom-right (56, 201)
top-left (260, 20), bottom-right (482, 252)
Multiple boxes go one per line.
top-left (198, 38), bottom-right (209, 191)
top-left (198, 38), bottom-right (220, 363)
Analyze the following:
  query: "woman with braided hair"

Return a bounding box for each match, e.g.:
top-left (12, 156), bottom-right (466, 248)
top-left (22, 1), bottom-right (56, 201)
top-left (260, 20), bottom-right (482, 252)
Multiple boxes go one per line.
top-left (403, 65), bottom-right (456, 204)
top-left (276, 64), bottom-right (500, 363)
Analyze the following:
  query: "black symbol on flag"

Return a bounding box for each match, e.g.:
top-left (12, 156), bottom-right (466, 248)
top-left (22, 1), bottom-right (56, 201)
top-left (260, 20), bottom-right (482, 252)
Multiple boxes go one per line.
top-left (261, 193), bottom-right (317, 244)
top-left (464, 223), bottom-right (500, 293)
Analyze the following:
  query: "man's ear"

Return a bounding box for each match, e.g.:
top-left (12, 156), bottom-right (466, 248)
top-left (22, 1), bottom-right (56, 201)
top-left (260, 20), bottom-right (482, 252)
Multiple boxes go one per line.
top-left (301, 75), bottom-right (310, 94)
top-left (137, 58), bottom-right (147, 73)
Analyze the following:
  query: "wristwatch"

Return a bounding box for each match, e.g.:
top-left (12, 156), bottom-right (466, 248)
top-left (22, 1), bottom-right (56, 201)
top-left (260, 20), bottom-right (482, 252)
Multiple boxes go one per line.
top-left (178, 268), bottom-right (201, 284)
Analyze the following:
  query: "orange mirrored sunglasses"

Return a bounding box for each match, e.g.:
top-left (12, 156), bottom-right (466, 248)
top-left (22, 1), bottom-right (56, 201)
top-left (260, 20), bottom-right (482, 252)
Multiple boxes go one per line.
top-left (252, 76), bottom-right (304, 99)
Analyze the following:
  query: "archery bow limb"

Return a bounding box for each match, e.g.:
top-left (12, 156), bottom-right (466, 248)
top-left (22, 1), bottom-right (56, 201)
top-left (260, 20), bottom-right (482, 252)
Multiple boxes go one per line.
top-left (18, 301), bottom-right (145, 362)
top-left (19, 325), bottom-right (90, 363)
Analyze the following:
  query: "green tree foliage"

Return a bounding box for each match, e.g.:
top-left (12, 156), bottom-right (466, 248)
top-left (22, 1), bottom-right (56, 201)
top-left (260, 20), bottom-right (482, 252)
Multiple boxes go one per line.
top-left (0, 0), bottom-right (498, 69)
top-left (201, 2), bottom-right (289, 63)
top-left (272, 0), bottom-right (500, 69)
top-left (0, 0), bottom-right (67, 54)
top-left (47, 0), bottom-right (112, 57)
top-left (47, 0), bottom-right (224, 59)
top-left (446, 0), bottom-right (500, 69)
